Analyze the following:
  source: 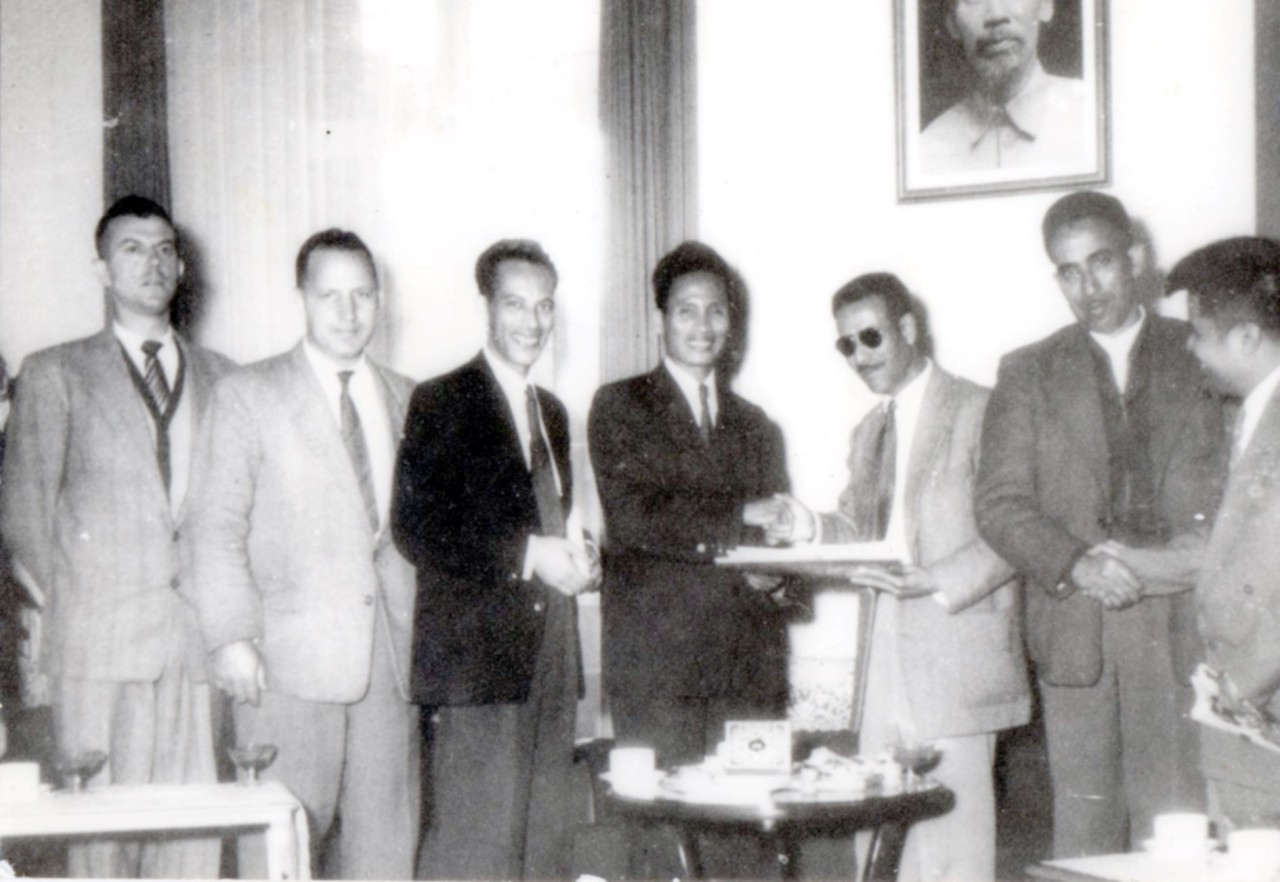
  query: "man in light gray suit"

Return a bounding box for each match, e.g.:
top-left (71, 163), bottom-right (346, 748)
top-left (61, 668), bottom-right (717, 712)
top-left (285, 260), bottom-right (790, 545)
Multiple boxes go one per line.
top-left (0, 195), bottom-right (234, 878)
top-left (771, 273), bottom-right (1029, 882)
top-left (186, 229), bottom-right (419, 879)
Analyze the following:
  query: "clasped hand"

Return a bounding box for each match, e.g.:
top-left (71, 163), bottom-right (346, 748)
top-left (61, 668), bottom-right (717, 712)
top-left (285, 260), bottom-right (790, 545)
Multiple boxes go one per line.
top-left (529, 535), bottom-right (601, 597)
top-left (743, 493), bottom-right (816, 545)
top-left (1072, 546), bottom-right (1143, 610)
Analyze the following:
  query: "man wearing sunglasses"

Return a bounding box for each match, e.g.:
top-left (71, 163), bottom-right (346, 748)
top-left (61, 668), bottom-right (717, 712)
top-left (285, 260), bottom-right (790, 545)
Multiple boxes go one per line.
top-left (975, 191), bottom-right (1228, 858)
top-left (768, 273), bottom-right (1029, 882)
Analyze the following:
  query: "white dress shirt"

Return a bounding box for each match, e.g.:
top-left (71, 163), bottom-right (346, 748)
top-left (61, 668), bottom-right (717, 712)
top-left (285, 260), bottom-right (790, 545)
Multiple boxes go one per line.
top-left (1089, 308), bottom-right (1146, 393)
top-left (882, 360), bottom-right (934, 563)
top-left (303, 340), bottom-right (395, 529)
top-left (662, 357), bottom-right (719, 430)
top-left (113, 322), bottom-right (192, 514)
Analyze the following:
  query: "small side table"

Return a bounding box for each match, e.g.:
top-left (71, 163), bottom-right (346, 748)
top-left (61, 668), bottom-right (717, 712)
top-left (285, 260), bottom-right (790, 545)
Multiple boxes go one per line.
top-left (605, 782), bottom-right (954, 881)
top-left (0, 781), bottom-right (311, 880)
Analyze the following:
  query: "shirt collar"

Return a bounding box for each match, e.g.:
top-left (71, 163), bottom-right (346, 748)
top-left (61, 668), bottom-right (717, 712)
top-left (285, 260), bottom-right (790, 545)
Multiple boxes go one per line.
top-left (886, 358), bottom-right (932, 411)
top-left (962, 60), bottom-right (1051, 145)
top-left (113, 321), bottom-right (175, 355)
top-left (303, 338), bottom-right (369, 384)
top-left (483, 344), bottom-right (537, 401)
top-left (662, 357), bottom-right (718, 413)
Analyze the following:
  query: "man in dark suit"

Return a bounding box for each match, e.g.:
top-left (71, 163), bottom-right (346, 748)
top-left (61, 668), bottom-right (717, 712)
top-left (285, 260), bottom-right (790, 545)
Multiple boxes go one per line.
top-left (0, 195), bottom-right (234, 877)
top-left (976, 191), bottom-right (1228, 857)
top-left (1163, 237), bottom-right (1280, 829)
top-left (187, 229), bottom-right (419, 879)
top-left (393, 239), bottom-right (599, 880)
top-left (588, 241), bottom-right (790, 768)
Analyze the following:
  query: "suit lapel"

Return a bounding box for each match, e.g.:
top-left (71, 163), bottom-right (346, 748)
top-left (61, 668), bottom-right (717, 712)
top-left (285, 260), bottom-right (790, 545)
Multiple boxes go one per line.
top-left (904, 369), bottom-right (954, 560)
top-left (174, 335), bottom-right (212, 421)
top-left (1047, 329), bottom-right (1110, 490)
top-left (284, 344), bottom-right (375, 539)
top-left (86, 330), bottom-right (170, 503)
top-left (473, 354), bottom-right (532, 470)
top-left (652, 365), bottom-right (707, 449)
top-left (1214, 386), bottom-right (1280, 544)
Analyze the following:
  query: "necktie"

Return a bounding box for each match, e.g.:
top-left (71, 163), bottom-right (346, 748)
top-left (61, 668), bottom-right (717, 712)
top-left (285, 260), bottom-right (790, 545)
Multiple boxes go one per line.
top-left (141, 341), bottom-right (171, 413)
top-left (136, 340), bottom-right (179, 491)
top-left (698, 382), bottom-right (713, 445)
top-left (526, 386), bottom-right (566, 538)
top-left (868, 400), bottom-right (897, 540)
top-left (338, 371), bottom-right (380, 531)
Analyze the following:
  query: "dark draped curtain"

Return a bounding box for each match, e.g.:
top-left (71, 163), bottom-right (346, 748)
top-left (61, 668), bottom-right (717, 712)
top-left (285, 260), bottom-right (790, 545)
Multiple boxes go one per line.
top-left (102, 0), bottom-right (170, 207)
top-left (599, 0), bottom-right (698, 383)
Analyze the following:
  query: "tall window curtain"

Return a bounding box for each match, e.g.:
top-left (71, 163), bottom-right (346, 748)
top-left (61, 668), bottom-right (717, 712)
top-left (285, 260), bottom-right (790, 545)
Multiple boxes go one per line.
top-left (164, 0), bottom-right (387, 365)
top-left (599, 0), bottom-right (698, 383)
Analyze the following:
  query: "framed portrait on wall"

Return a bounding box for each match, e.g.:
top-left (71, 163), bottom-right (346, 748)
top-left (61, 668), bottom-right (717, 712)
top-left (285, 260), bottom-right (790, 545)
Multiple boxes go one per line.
top-left (895, 0), bottom-right (1109, 202)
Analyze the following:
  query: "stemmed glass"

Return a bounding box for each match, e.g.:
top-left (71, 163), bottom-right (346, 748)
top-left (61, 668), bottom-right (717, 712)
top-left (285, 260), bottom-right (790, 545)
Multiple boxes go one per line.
top-left (228, 743), bottom-right (278, 786)
top-left (55, 750), bottom-right (108, 792)
top-left (891, 741), bottom-right (942, 790)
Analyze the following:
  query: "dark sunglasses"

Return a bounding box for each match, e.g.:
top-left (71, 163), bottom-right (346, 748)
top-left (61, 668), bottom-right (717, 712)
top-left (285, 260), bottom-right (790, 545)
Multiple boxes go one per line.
top-left (834, 328), bottom-right (884, 357)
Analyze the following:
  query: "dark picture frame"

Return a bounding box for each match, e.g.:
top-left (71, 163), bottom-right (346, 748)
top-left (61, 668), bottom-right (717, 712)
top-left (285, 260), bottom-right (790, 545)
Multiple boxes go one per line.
top-left (895, 0), bottom-right (1110, 202)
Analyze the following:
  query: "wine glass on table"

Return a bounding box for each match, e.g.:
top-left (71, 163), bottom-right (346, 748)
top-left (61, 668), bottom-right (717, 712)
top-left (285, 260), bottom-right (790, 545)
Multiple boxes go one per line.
top-left (229, 743), bottom-right (278, 786)
top-left (56, 750), bottom-right (108, 792)
top-left (891, 741), bottom-right (941, 791)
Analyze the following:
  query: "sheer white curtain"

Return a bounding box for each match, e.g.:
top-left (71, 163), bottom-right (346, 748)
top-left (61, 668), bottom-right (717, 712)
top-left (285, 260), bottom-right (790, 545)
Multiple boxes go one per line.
top-left (165, 0), bottom-right (605, 385)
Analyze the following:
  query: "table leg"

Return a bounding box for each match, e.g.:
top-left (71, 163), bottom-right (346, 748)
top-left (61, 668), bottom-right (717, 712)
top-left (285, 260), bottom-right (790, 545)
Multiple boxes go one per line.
top-left (863, 823), bottom-right (908, 882)
top-left (263, 807), bottom-right (311, 880)
top-left (676, 828), bottom-right (703, 879)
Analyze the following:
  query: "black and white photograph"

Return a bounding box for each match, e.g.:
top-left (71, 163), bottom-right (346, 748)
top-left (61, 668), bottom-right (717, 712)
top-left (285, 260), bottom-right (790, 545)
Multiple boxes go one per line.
top-left (0, 1), bottom-right (1268, 881)
top-left (896, 0), bottom-right (1109, 200)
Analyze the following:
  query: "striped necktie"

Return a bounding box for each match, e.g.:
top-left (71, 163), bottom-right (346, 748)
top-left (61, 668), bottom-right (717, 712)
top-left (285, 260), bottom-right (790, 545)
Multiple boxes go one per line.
top-left (338, 371), bottom-right (380, 531)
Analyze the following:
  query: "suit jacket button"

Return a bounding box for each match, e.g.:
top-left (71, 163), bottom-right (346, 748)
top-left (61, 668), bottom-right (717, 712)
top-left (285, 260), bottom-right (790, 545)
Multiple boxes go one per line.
top-left (364, 595), bottom-right (375, 606)
top-left (534, 601), bottom-right (545, 613)
top-left (696, 543), bottom-right (707, 554)
top-left (172, 529), bottom-right (181, 542)
top-left (170, 576), bottom-right (181, 589)
top-left (1244, 584), bottom-right (1255, 595)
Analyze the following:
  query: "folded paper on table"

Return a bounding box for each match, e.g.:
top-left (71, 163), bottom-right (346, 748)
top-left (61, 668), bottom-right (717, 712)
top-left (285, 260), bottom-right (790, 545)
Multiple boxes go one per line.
top-left (1190, 663), bottom-right (1280, 756)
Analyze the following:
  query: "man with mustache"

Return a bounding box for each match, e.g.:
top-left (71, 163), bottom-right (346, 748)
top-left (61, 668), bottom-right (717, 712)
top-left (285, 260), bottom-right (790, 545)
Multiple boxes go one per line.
top-left (921, 0), bottom-right (1091, 173)
top-left (1, 196), bottom-right (234, 877)
top-left (768, 273), bottom-right (1029, 882)
top-left (975, 191), bottom-right (1228, 857)
top-left (394, 240), bottom-right (599, 880)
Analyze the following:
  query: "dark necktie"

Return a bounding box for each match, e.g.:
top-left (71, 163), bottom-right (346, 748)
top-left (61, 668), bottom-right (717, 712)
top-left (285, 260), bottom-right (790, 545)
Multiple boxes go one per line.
top-left (338, 371), bottom-right (380, 531)
top-left (526, 386), bottom-right (566, 538)
top-left (698, 382), bottom-right (713, 445)
top-left (868, 400), bottom-right (897, 540)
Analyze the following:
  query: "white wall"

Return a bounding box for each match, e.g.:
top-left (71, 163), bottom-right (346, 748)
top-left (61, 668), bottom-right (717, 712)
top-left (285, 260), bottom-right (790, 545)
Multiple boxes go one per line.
top-left (0, 0), bottom-right (103, 371)
top-left (699, 0), bottom-right (1256, 507)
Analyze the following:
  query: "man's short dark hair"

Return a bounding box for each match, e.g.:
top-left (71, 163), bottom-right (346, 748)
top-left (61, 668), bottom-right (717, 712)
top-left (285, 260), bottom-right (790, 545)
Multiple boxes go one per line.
top-left (94, 195), bottom-right (174, 258)
top-left (1167, 237), bottom-right (1280, 335)
top-left (652, 241), bottom-right (734, 313)
top-left (1042, 191), bottom-right (1133, 252)
top-left (830, 272), bottom-right (935, 358)
top-left (831, 272), bottom-right (914, 322)
top-left (474, 239), bottom-right (558, 299)
top-left (295, 228), bottom-right (378, 288)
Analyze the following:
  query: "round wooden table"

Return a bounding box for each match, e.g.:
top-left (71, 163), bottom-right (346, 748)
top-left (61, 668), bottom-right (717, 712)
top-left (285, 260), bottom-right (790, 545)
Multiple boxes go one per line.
top-left (604, 779), bottom-right (955, 881)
